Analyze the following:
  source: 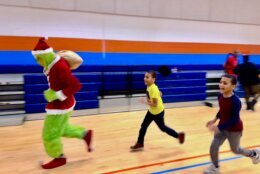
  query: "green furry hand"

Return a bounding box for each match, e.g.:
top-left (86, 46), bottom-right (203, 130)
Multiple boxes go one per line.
top-left (44, 89), bottom-right (58, 102)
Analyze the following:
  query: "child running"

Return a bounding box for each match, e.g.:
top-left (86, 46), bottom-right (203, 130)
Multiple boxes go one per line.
top-left (204, 74), bottom-right (260, 174)
top-left (130, 70), bottom-right (185, 150)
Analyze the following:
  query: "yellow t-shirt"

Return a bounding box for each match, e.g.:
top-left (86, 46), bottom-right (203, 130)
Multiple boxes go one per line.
top-left (146, 83), bottom-right (164, 115)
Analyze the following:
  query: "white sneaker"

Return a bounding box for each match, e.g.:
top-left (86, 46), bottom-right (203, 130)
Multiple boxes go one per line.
top-left (203, 164), bottom-right (220, 174)
top-left (251, 148), bottom-right (260, 164)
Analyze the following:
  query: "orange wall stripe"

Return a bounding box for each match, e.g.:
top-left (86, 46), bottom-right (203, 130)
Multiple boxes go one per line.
top-left (105, 40), bottom-right (260, 54)
top-left (1, 36), bottom-right (260, 54)
top-left (0, 36), bottom-right (103, 52)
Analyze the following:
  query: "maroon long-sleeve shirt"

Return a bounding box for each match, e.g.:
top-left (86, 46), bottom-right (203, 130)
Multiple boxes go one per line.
top-left (216, 94), bottom-right (243, 132)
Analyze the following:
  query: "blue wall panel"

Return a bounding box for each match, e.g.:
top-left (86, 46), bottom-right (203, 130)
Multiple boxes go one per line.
top-left (2, 51), bottom-right (260, 66)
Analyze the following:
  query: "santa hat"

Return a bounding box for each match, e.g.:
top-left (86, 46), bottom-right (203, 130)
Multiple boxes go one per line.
top-left (31, 37), bottom-right (53, 56)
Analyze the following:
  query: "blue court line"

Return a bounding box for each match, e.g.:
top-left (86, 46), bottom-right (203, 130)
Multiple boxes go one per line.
top-left (151, 155), bottom-right (243, 174)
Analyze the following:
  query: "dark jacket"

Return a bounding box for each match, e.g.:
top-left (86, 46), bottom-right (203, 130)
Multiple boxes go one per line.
top-left (234, 62), bottom-right (259, 86)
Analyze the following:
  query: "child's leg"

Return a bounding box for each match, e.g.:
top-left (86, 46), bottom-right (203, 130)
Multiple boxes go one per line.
top-left (226, 131), bottom-right (254, 157)
top-left (153, 111), bottom-right (179, 138)
top-left (137, 111), bottom-right (154, 145)
top-left (210, 131), bottom-right (227, 168)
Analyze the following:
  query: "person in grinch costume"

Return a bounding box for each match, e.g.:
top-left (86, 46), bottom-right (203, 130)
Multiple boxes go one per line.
top-left (31, 37), bottom-right (93, 169)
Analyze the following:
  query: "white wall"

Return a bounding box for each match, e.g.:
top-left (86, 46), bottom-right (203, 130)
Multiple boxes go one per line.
top-left (1, 5), bottom-right (260, 44)
top-left (1, 0), bottom-right (260, 25)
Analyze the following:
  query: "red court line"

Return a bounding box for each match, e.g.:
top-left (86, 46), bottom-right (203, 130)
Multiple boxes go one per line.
top-left (102, 145), bottom-right (260, 174)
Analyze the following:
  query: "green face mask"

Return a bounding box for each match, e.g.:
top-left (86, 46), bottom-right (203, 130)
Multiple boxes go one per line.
top-left (35, 52), bottom-right (56, 70)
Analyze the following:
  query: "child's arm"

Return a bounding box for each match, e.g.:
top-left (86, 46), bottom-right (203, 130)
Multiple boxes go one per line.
top-left (206, 111), bottom-right (219, 127)
top-left (146, 98), bottom-right (158, 107)
top-left (140, 87), bottom-right (160, 107)
top-left (140, 97), bottom-right (158, 107)
top-left (207, 112), bottom-right (220, 133)
top-left (206, 94), bottom-right (221, 133)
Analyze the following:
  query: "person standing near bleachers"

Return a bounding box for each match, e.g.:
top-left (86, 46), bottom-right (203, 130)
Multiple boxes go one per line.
top-left (234, 54), bottom-right (260, 111)
top-left (32, 37), bottom-right (93, 169)
top-left (223, 50), bottom-right (239, 75)
top-left (130, 70), bottom-right (185, 150)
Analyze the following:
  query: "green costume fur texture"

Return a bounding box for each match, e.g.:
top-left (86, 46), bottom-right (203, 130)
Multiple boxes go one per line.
top-left (42, 112), bottom-right (85, 158)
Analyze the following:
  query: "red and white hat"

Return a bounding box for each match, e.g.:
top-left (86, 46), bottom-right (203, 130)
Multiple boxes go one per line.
top-left (32, 37), bottom-right (53, 55)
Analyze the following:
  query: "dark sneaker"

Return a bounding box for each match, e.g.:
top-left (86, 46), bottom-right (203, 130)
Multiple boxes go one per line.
top-left (130, 143), bottom-right (144, 150)
top-left (246, 102), bottom-right (251, 110)
top-left (178, 132), bottom-right (185, 144)
top-left (250, 99), bottom-right (257, 112)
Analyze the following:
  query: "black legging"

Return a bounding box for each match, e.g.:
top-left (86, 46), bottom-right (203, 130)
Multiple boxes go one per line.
top-left (137, 110), bottom-right (179, 144)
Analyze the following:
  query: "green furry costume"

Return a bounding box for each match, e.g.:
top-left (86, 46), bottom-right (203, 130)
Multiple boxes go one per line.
top-left (42, 112), bottom-right (85, 158)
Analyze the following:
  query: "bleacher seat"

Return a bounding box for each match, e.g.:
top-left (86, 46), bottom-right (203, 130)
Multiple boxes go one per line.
top-left (23, 66), bottom-right (208, 114)
top-left (24, 74), bottom-right (100, 114)
top-left (25, 91), bottom-right (98, 104)
top-left (160, 86), bottom-right (206, 95)
top-left (163, 93), bottom-right (207, 103)
top-left (24, 82), bottom-right (101, 94)
top-left (25, 100), bottom-right (99, 113)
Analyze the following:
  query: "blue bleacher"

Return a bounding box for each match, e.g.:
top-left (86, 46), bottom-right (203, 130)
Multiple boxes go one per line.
top-left (23, 66), bottom-right (208, 114)
top-left (24, 74), bottom-right (101, 113)
top-left (25, 91), bottom-right (98, 104)
top-left (163, 93), bottom-right (207, 103)
top-left (24, 82), bottom-right (101, 94)
top-left (102, 73), bottom-right (128, 81)
top-left (158, 72), bottom-right (207, 103)
top-left (157, 79), bottom-right (206, 87)
top-left (103, 82), bottom-right (128, 91)
top-left (25, 100), bottom-right (99, 114)
top-left (234, 84), bottom-right (245, 98)
top-left (160, 86), bottom-right (206, 95)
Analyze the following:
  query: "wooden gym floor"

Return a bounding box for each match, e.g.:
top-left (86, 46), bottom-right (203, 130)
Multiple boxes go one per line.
top-left (0, 104), bottom-right (259, 174)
